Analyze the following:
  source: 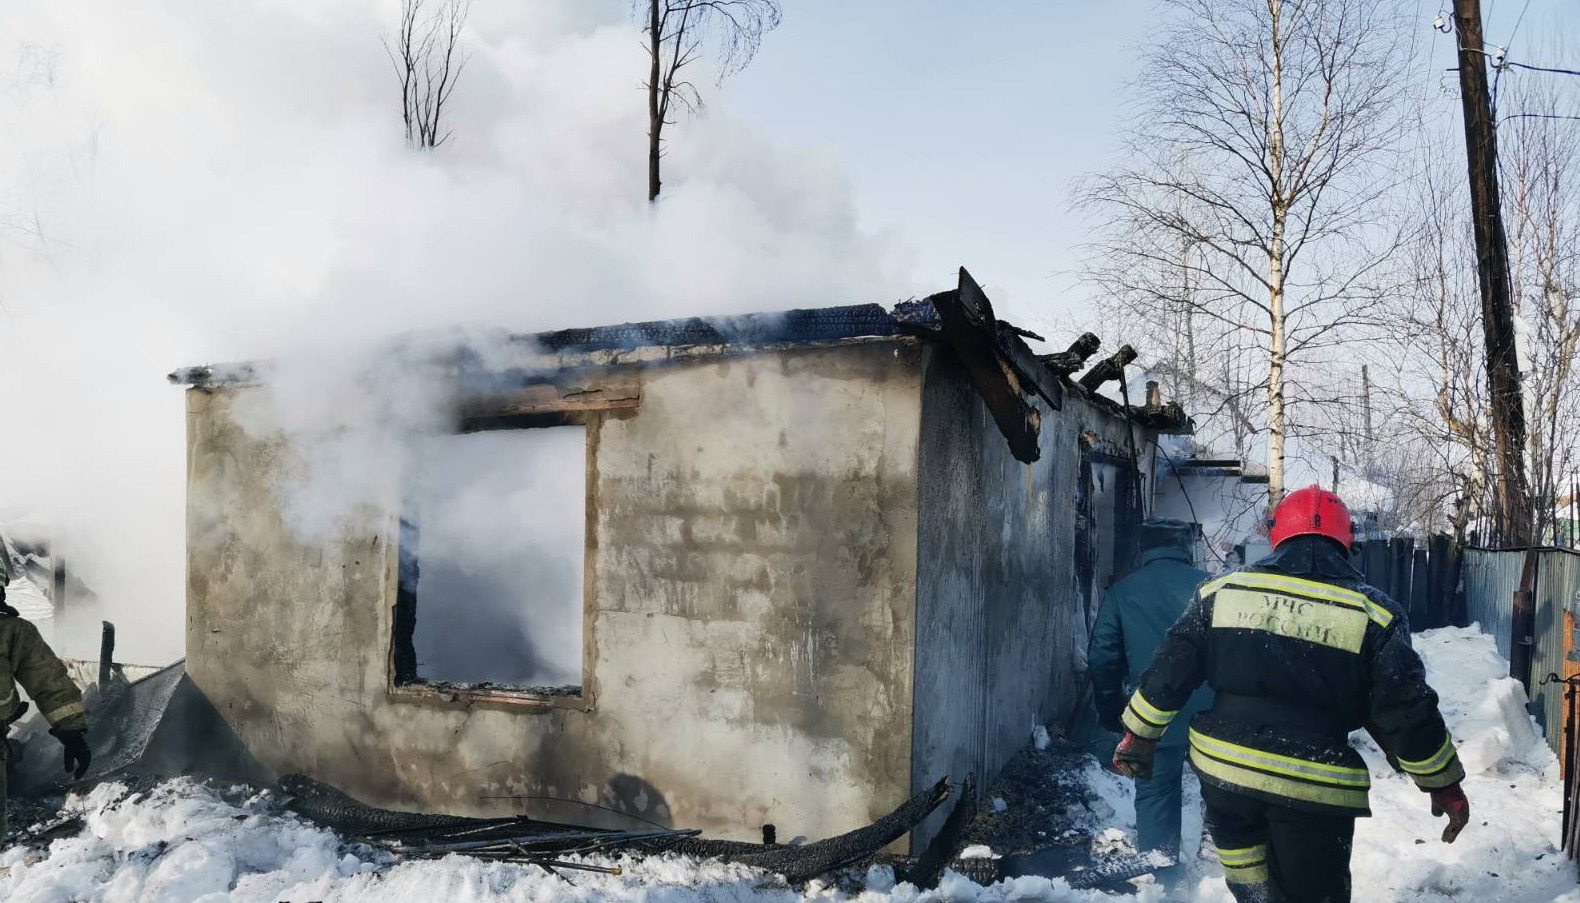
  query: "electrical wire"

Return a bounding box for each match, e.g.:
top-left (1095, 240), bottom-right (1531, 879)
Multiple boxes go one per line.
top-left (1501, 59), bottom-right (1580, 78)
top-left (1505, 0), bottom-right (1534, 59)
top-left (1501, 112), bottom-right (1580, 124)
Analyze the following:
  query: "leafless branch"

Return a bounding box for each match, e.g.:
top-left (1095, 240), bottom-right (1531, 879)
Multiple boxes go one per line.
top-left (384, 0), bottom-right (470, 149)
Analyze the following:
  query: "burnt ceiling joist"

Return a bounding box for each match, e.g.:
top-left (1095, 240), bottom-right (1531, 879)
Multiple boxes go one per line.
top-left (927, 268), bottom-right (1192, 463)
top-left (928, 267), bottom-right (1062, 463)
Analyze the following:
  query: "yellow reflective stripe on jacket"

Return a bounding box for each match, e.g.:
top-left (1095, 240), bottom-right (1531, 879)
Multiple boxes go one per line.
top-left (1121, 707), bottom-right (1165, 740)
top-left (1190, 729), bottom-right (1370, 787)
top-left (43, 701), bottom-right (85, 725)
top-left (1357, 596), bottom-right (1395, 628)
top-left (1199, 574), bottom-right (1236, 598)
top-left (1206, 571), bottom-right (1394, 628)
top-left (1130, 691), bottom-right (1177, 724)
top-left (1398, 737), bottom-right (1466, 789)
top-left (1408, 760), bottom-right (1466, 789)
top-left (1121, 690), bottom-right (1176, 740)
top-left (1398, 735), bottom-right (1457, 775)
top-left (1190, 744), bottom-right (1372, 810)
top-left (1229, 572), bottom-right (1368, 608)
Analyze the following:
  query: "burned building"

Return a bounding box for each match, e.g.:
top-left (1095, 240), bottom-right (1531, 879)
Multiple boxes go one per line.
top-left (175, 269), bottom-right (1186, 849)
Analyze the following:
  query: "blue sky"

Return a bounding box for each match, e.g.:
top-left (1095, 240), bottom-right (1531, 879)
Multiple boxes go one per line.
top-left (724, 0), bottom-right (1574, 333)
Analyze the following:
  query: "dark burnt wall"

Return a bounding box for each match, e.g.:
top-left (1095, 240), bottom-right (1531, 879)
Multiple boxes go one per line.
top-left (910, 346), bottom-right (1146, 846)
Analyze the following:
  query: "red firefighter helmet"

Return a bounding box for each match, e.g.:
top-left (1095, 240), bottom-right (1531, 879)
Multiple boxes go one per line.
top-left (1269, 485), bottom-right (1354, 550)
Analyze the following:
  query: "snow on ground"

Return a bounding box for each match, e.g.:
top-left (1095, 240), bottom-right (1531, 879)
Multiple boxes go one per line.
top-left (3, 626), bottom-right (1576, 902)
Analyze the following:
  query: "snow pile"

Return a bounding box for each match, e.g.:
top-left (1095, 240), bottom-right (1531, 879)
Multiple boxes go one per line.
top-left (4, 626), bottom-right (1576, 902)
top-left (1346, 627), bottom-right (1573, 903)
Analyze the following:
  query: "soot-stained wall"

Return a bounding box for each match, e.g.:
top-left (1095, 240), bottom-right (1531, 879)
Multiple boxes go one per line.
top-left (185, 340), bottom-right (924, 842)
top-left (910, 347), bottom-right (1146, 835)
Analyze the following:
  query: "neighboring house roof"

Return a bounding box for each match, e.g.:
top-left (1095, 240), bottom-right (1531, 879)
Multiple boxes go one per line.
top-left (169, 268), bottom-right (1190, 464)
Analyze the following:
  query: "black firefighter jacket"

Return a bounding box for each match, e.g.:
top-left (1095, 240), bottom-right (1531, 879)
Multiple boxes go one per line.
top-left (1122, 535), bottom-right (1464, 817)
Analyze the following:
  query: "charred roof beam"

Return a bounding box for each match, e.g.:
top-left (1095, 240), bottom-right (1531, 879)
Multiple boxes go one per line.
top-left (1039, 332), bottom-right (1101, 377)
top-left (1076, 345), bottom-right (1138, 393)
top-left (929, 268), bottom-right (1068, 463)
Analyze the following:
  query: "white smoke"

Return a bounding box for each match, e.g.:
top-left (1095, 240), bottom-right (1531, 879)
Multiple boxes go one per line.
top-left (0, 0), bottom-right (915, 663)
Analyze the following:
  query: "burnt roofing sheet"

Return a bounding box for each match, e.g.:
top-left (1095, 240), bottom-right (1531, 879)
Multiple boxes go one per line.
top-left (525, 302), bottom-right (929, 352)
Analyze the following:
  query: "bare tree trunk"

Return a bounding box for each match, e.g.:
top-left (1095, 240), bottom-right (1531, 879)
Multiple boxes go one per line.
top-left (1181, 237), bottom-right (1198, 415)
top-left (1361, 364), bottom-right (1374, 473)
top-left (1266, 0), bottom-right (1289, 508)
top-left (1269, 272), bottom-right (1288, 506)
top-left (647, 0), bottom-right (662, 202)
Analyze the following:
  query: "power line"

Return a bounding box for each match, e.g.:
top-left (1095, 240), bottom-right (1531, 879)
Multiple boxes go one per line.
top-left (1501, 59), bottom-right (1580, 78)
top-left (1501, 112), bottom-right (1580, 124)
top-left (1505, 0), bottom-right (1534, 57)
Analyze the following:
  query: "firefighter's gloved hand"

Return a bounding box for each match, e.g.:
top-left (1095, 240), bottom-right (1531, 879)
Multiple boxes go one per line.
top-left (1112, 731), bottom-right (1158, 780)
top-left (51, 728), bottom-right (91, 779)
top-left (1430, 783), bottom-right (1470, 843)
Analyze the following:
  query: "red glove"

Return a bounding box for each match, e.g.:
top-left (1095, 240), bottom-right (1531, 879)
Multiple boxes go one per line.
top-left (1430, 783), bottom-right (1470, 843)
top-left (1112, 731), bottom-right (1158, 780)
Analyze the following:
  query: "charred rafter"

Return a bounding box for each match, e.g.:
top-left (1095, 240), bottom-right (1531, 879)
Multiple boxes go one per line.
top-left (1038, 333), bottom-right (1101, 377)
top-left (1076, 345), bottom-right (1137, 393)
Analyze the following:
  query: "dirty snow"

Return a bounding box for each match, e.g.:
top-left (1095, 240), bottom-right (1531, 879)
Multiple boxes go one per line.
top-left (3, 626), bottom-right (1575, 901)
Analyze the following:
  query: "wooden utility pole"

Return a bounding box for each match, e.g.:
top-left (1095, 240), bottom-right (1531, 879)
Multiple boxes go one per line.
top-left (1453, 0), bottom-right (1533, 546)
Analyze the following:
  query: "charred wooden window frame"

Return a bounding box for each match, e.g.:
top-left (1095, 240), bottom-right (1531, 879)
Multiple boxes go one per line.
top-left (387, 381), bottom-right (638, 713)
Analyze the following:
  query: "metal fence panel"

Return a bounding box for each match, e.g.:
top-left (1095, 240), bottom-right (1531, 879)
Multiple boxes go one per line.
top-left (1462, 549), bottom-right (1525, 661)
top-left (1534, 550), bottom-right (1580, 757)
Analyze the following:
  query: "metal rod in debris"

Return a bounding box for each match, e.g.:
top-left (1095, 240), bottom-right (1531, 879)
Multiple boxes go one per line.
top-left (392, 827), bottom-right (697, 856)
top-left (459, 845), bottom-right (623, 875)
top-left (524, 858), bottom-right (621, 875)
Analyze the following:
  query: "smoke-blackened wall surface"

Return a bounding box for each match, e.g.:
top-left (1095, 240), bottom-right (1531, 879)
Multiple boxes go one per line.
top-left (911, 346), bottom-right (1148, 842)
top-left (185, 339), bottom-right (923, 842)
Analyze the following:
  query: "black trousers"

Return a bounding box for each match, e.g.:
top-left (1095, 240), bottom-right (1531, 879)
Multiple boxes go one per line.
top-left (1201, 781), bottom-right (1356, 903)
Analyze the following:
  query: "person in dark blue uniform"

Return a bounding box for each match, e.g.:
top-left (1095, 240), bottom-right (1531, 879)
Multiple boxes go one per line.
top-left (1088, 519), bottom-right (1214, 861)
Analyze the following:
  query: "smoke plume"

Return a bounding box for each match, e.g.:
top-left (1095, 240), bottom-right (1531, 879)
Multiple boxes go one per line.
top-left (0, 0), bottom-right (912, 663)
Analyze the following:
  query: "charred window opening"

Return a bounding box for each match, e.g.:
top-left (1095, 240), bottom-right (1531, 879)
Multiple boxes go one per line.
top-left (393, 424), bottom-right (588, 699)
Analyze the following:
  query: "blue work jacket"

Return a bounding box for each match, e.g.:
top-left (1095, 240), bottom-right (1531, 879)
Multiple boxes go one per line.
top-left (1088, 546), bottom-right (1214, 746)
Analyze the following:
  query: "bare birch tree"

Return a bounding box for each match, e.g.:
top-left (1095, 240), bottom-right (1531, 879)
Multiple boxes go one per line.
top-left (385, 0), bottom-right (470, 149)
top-left (636, 0), bottom-right (780, 202)
top-left (1077, 0), bottom-right (1414, 507)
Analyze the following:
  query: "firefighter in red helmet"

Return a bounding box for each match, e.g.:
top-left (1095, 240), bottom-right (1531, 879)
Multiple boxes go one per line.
top-left (1111, 486), bottom-right (1469, 903)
